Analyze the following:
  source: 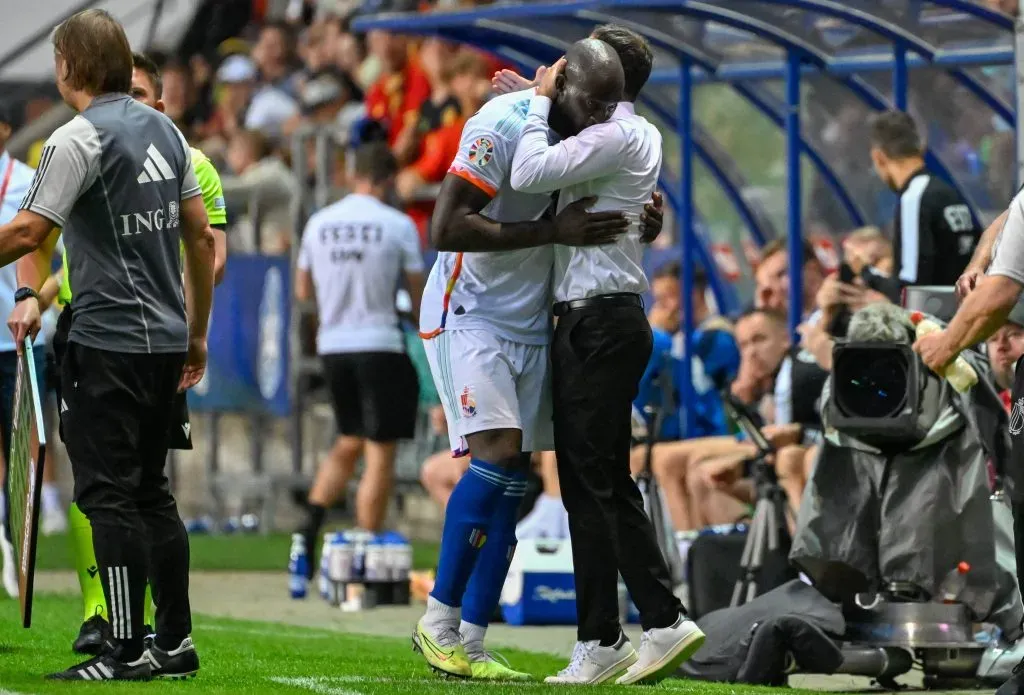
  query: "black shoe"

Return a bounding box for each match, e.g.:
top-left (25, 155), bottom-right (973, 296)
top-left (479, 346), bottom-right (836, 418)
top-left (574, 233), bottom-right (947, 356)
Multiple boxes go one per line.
top-left (47, 652), bottom-right (152, 681)
top-left (142, 636), bottom-right (200, 679)
top-left (142, 625), bottom-right (155, 651)
top-left (997, 658), bottom-right (1024, 695)
top-left (72, 616), bottom-right (112, 655)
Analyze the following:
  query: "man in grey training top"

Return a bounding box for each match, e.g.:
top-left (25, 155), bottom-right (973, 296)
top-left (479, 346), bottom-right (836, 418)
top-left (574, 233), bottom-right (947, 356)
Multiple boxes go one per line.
top-left (0, 9), bottom-right (215, 681)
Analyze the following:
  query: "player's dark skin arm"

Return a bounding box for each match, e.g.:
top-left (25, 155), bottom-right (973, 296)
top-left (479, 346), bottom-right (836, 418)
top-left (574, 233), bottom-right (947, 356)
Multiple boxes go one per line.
top-left (431, 175), bottom-right (629, 252)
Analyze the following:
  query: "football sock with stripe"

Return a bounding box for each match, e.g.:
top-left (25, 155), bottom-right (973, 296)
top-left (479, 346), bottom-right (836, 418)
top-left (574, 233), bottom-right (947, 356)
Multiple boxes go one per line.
top-left (461, 469), bottom-right (527, 633)
top-left (428, 458), bottom-right (512, 616)
top-left (68, 502), bottom-right (107, 623)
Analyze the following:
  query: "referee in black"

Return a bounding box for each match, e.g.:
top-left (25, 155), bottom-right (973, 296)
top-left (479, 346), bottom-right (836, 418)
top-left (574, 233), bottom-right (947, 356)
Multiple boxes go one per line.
top-left (0, 9), bottom-right (215, 681)
top-left (868, 111), bottom-right (981, 287)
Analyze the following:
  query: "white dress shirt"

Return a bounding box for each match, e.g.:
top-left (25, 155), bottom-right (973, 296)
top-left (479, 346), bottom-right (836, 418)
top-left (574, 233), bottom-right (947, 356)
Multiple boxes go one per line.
top-left (510, 96), bottom-right (663, 303)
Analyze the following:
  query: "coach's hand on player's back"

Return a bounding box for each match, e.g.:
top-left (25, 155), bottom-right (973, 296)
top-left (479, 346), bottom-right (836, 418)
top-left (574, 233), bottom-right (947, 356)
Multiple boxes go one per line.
top-left (554, 196), bottom-right (629, 246)
top-left (640, 192), bottom-right (664, 243)
top-left (7, 298), bottom-right (42, 354)
top-left (178, 336), bottom-right (208, 392)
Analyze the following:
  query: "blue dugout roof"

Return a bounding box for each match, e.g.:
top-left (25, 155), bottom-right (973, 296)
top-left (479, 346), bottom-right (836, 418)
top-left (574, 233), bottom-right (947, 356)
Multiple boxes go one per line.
top-left (353, 1), bottom-right (1017, 436)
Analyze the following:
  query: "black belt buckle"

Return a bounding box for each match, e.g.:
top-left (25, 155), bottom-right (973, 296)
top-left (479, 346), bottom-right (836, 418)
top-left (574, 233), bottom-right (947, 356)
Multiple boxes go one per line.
top-left (553, 293), bottom-right (642, 317)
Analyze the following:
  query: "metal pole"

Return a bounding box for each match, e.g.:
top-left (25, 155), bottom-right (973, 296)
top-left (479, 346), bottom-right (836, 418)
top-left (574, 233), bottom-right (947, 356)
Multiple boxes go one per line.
top-left (893, 44), bottom-right (908, 112)
top-left (1017, 0), bottom-right (1024, 189)
top-left (785, 52), bottom-right (803, 339)
top-left (679, 63), bottom-right (697, 439)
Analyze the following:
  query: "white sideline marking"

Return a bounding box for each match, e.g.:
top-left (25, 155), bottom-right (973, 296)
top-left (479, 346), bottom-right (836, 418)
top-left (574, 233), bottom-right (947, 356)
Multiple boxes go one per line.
top-left (198, 624), bottom-right (331, 640)
top-left (270, 676), bottom-right (364, 695)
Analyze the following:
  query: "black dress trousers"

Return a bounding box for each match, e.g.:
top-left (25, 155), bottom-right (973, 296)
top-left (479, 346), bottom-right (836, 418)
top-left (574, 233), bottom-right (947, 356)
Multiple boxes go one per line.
top-left (551, 301), bottom-right (683, 643)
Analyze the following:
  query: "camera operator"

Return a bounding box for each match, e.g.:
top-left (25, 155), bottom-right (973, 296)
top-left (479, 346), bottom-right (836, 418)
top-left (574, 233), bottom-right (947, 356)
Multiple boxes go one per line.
top-left (869, 111), bottom-right (981, 287)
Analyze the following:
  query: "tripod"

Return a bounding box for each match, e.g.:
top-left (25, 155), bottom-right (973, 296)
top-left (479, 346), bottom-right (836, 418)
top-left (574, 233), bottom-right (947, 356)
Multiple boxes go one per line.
top-left (720, 389), bottom-right (793, 607)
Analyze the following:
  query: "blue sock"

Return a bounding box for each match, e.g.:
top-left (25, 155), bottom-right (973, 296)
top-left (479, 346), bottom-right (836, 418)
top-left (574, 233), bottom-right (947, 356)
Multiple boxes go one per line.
top-left (430, 458), bottom-right (511, 608)
top-left (461, 470), bottom-right (527, 627)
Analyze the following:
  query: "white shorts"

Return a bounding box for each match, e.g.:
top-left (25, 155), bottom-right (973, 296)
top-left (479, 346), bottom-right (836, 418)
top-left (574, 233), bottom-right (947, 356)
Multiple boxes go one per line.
top-left (423, 329), bottom-right (553, 457)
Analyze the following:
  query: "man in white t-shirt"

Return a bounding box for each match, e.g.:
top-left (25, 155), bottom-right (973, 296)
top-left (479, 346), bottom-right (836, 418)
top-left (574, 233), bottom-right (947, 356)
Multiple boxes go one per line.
top-left (293, 142), bottom-right (424, 582)
top-left (413, 39), bottom-right (634, 681)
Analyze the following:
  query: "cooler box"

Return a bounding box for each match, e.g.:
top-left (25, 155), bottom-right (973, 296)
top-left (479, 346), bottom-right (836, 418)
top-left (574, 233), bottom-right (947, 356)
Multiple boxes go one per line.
top-left (500, 539), bottom-right (577, 625)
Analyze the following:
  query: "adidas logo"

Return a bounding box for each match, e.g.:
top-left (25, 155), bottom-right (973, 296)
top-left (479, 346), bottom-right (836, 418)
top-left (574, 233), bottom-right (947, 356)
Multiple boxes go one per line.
top-left (60, 398), bottom-right (69, 414)
top-left (137, 144), bottom-right (176, 184)
top-left (182, 422), bottom-right (190, 438)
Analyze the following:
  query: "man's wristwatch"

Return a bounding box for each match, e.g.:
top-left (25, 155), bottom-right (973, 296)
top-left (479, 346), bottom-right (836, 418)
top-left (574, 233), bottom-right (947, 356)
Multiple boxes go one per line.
top-left (14, 287), bottom-right (39, 304)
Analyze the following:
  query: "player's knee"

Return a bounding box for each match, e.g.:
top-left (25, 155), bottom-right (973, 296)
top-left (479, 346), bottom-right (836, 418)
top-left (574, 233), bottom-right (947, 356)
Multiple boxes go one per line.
top-left (465, 428), bottom-right (522, 466)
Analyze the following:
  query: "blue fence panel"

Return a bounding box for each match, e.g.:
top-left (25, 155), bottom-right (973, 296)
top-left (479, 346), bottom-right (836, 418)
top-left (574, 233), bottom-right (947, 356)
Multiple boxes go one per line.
top-left (188, 254), bottom-right (291, 417)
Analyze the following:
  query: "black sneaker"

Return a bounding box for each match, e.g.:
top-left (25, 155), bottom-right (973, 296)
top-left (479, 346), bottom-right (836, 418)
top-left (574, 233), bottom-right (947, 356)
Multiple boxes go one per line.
top-left (72, 615), bottom-right (112, 655)
top-left (47, 652), bottom-right (152, 681)
top-left (142, 636), bottom-right (200, 679)
top-left (997, 658), bottom-right (1024, 695)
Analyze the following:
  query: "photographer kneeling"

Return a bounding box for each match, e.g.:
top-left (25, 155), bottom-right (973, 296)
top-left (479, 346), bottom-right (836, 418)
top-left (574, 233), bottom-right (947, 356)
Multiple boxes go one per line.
top-left (791, 302), bottom-right (1021, 641)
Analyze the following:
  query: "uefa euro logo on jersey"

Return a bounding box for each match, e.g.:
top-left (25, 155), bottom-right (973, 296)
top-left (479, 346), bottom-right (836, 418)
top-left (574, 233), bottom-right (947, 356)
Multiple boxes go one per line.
top-left (468, 137), bottom-right (494, 168)
top-left (461, 386), bottom-right (477, 418)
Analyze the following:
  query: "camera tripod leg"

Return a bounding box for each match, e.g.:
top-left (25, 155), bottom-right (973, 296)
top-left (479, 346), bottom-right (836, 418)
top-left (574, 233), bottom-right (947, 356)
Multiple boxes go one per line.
top-left (732, 502), bottom-right (763, 607)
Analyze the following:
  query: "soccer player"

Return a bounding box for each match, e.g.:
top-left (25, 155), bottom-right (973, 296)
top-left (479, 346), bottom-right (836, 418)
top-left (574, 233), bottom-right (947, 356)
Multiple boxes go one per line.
top-left (413, 38), bottom-right (630, 680)
top-left (0, 10), bottom-right (215, 680)
top-left (506, 25), bottom-right (704, 684)
top-left (11, 51), bottom-right (230, 658)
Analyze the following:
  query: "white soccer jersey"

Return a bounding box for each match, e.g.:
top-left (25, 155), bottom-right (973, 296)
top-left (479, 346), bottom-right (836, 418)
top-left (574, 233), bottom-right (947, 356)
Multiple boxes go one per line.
top-left (298, 193), bottom-right (424, 354)
top-left (419, 90), bottom-right (555, 346)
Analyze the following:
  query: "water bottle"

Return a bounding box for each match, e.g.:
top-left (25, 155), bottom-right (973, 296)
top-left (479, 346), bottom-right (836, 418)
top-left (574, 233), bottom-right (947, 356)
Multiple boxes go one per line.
top-left (394, 536), bottom-right (412, 582)
top-left (365, 535), bottom-right (386, 581)
top-left (350, 531), bottom-right (368, 580)
top-left (329, 533), bottom-right (353, 582)
top-left (937, 561), bottom-right (970, 603)
top-left (319, 533), bottom-right (336, 601)
top-left (910, 313), bottom-right (978, 392)
top-left (288, 533), bottom-right (309, 599)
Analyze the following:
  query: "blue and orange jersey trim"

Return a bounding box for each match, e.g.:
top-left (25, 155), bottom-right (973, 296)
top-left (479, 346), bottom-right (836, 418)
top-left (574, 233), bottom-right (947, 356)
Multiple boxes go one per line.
top-left (419, 252), bottom-right (464, 340)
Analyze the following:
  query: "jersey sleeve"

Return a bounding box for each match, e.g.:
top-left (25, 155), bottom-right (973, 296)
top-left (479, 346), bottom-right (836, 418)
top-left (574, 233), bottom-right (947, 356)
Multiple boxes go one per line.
top-left (399, 215), bottom-right (425, 273)
top-left (989, 191), bottom-right (1024, 284)
top-left (19, 117), bottom-right (101, 227)
top-left (446, 119), bottom-right (513, 197)
top-left (175, 128), bottom-right (201, 200)
top-left (192, 151), bottom-right (228, 226)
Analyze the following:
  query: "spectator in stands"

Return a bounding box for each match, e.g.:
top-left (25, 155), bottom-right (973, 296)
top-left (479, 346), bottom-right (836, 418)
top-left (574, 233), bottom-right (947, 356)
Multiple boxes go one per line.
top-left (685, 310), bottom-right (812, 530)
top-left (215, 54), bottom-right (300, 140)
top-left (987, 309), bottom-right (1024, 399)
top-left (325, 19), bottom-right (378, 91)
top-left (868, 111), bottom-right (981, 287)
top-left (396, 47), bottom-right (485, 244)
top-left (287, 68), bottom-right (363, 137)
top-left (364, 30), bottom-right (430, 155)
top-left (159, 61), bottom-right (203, 139)
top-left (252, 21), bottom-right (303, 98)
top-left (754, 238), bottom-right (825, 320)
top-left (222, 129), bottom-right (300, 254)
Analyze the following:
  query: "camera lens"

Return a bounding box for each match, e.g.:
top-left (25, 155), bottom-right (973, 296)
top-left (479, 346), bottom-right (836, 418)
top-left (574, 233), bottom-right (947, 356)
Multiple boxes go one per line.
top-left (834, 350), bottom-right (909, 418)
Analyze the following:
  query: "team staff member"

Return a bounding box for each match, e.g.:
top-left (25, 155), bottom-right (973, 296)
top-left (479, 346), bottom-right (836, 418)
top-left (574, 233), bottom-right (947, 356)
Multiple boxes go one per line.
top-left (868, 111), bottom-right (981, 287)
top-left (914, 186), bottom-right (1024, 695)
top-left (292, 142), bottom-right (423, 584)
top-left (509, 26), bottom-right (701, 686)
top-left (0, 9), bottom-right (215, 681)
top-left (18, 51), bottom-right (230, 658)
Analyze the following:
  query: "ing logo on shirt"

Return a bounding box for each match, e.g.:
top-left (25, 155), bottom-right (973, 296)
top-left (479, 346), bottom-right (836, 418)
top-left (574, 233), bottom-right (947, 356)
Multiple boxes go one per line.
top-left (467, 137), bottom-right (494, 168)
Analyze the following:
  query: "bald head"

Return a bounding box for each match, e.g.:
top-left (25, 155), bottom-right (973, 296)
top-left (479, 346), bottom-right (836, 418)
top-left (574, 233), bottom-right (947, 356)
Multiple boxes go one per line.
top-left (549, 38), bottom-right (624, 137)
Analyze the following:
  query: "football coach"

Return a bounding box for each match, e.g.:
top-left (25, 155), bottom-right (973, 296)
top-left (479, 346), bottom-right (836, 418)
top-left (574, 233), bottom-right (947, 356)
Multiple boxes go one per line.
top-left (0, 9), bottom-right (215, 681)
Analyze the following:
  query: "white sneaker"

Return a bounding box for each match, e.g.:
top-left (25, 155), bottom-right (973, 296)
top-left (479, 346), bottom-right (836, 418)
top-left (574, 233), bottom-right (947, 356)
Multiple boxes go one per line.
top-left (616, 614), bottom-right (705, 685)
top-left (0, 525), bottom-right (18, 598)
top-left (545, 635), bottom-right (637, 684)
top-left (42, 508), bottom-right (69, 536)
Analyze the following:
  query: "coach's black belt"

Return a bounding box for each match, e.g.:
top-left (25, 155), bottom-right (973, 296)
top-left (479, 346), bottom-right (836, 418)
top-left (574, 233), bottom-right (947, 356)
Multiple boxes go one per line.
top-left (553, 292), bottom-right (643, 317)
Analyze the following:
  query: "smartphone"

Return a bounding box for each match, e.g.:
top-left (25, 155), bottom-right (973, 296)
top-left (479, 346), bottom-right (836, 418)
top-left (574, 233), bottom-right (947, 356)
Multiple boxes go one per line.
top-left (838, 262), bottom-right (856, 284)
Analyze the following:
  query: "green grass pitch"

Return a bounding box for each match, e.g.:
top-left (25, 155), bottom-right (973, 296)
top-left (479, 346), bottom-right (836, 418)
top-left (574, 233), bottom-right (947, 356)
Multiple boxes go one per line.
top-left (0, 594), bottom-right (814, 695)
